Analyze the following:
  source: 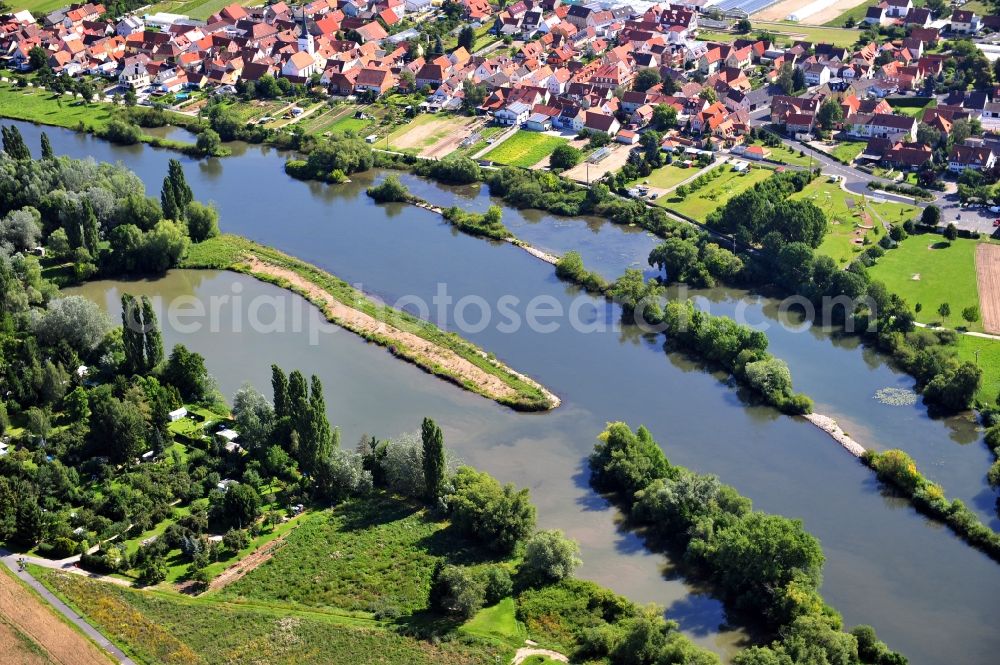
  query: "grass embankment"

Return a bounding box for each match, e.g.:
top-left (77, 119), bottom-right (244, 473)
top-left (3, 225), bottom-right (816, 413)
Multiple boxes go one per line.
top-left (0, 83), bottom-right (112, 131)
top-left (182, 235), bottom-right (558, 411)
top-left (32, 565), bottom-right (504, 665)
top-left (218, 496), bottom-right (502, 613)
top-left (0, 84), bottom-right (209, 154)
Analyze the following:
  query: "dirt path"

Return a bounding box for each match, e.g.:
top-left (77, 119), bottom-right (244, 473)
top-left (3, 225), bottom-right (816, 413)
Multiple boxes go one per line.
top-left (424, 118), bottom-right (485, 160)
top-left (206, 528), bottom-right (294, 592)
top-left (511, 647), bottom-right (569, 664)
top-left (241, 256), bottom-right (558, 408)
top-left (976, 243), bottom-right (1000, 334)
top-left (0, 564), bottom-right (120, 665)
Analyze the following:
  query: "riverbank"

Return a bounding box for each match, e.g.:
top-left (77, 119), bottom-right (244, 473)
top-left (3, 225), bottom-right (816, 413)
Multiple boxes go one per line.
top-left (181, 234), bottom-right (559, 411)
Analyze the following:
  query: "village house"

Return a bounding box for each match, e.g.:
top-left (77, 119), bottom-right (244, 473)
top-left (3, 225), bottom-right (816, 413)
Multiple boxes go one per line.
top-left (845, 112), bottom-right (917, 141)
top-left (949, 144), bottom-right (997, 172)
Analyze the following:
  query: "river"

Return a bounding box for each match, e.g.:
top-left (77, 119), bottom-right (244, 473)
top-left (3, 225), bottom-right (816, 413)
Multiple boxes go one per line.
top-left (20, 119), bottom-right (995, 663)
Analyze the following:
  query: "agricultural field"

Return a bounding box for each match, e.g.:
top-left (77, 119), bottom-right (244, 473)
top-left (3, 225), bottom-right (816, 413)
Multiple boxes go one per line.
top-left (7, 0), bottom-right (69, 14)
top-left (144, 0), bottom-right (235, 19)
top-left (0, 83), bottom-right (112, 131)
top-left (794, 177), bottom-right (919, 264)
top-left (450, 124), bottom-right (506, 158)
top-left (33, 567), bottom-right (504, 665)
top-left (661, 165), bottom-right (773, 221)
top-left (868, 234), bottom-right (983, 331)
top-left (482, 131), bottom-right (568, 168)
top-left (0, 565), bottom-right (113, 665)
top-left (387, 113), bottom-right (478, 156)
top-left (301, 104), bottom-right (370, 136)
top-left (823, 0), bottom-right (877, 26)
top-left (219, 495), bottom-right (503, 614)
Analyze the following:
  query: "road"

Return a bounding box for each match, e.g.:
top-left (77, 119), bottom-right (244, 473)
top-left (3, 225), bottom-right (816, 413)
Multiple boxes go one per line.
top-left (0, 549), bottom-right (135, 664)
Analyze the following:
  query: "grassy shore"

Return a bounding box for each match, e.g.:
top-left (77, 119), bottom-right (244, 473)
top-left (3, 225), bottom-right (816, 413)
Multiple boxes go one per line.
top-left (182, 235), bottom-right (558, 411)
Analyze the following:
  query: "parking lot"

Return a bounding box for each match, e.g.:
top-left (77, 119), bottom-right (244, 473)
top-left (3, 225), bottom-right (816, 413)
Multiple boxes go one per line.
top-left (939, 193), bottom-right (1000, 236)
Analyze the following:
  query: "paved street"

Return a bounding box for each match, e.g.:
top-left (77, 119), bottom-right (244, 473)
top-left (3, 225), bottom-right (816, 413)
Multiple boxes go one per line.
top-left (0, 549), bottom-right (134, 664)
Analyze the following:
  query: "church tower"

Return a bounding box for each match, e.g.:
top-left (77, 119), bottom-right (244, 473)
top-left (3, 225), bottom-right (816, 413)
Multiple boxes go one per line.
top-left (298, 11), bottom-right (314, 55)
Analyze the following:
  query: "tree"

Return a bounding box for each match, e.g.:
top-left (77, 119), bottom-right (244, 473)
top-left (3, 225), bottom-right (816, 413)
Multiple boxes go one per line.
top-left (160, 159), bottom-right (193, 220)
top-left (699, 88), bottom-right (717, 103)
top-left (315, 447), bottom-right (372, 501)
top-left (222, 483), bottom-right (261, 528)
top-left (652, 104), bottom-right (678, 130)
top-left (0, 208), bottom-right (42, 253)
top-left (777, 62), bottom-right (796, 95)
top-left (1, 125), bottom-right (31, 160)
top-left (921, 205), bottom-right (941, 226)
top-left (521, 530), bottom-right (582, 584)
top-left (40, 132), bottom-right (54, 159)
top-left (124, 88), bottom-right (137, 107)
top-left (28, 46), bottom-right (48, 71)
top-left (196, 128), bottom-right (222, 156)
top-left (938, 302), bottom-right (950, 320)
top-left (141, 296), bottom-right (164, 369)
top-left (26, 406), bottom-right (51, 444)
top-left (816, 97), bottom-right (843, 131)
top-left (232, 384), bottom-right (275, 452)
top-left (792, 67), bottom-right (806, 92)
top-left (34, 296), bottom-right (112, 353)
top-left (649, 237), bottom-right (699, 283)
top-left (736, 18), bottom-right (752, 33)
top-left (457, 25), bottom-right (475, 51)
top-left (89, 387), bottom-right (147, 463)
top-left (422, 417), bottom-right (446, 502)
top-left (186, 201), bottom-right (220, 242)
top-left (549, 143), bottom-right (582, 170)
top-left (428, 563), bottom-right (485, 619)
top-left (962, 306), bottom-right (980, 325)
top-left (449, 467), bottom-right (536, 553)
top-left (634, 68), bottom-right (661, 92)
top-left (943, 222), bottom-right (958, 240)
top-left (590, 422), bottom-right (672, 497)
top-left (164, 344), bottom-right (211, 402)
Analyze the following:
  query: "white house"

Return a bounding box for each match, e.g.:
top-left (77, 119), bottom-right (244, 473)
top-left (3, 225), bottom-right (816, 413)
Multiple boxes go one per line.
top-left (884, 0), bottom-right (912, 18)
top-left (525, 112), bottom-right (552, 131)
top-left (802, 63), bottom-right (830, 87)
top-left (118, 56), bottom-right (150, 89)
top-left (405, 0), bottom-right (432, 10)
top-left (168, 407), bottom-right (188, 422)
top-left (495, 101), bottom-right (531, 125)
top-left (950, 9), bottom-right (981, 34)
top-left (116, 15), bottom-right (144, 37)
top-left (282, 51), bottom-right (320, 78)
top-left (948, 144), bottom-right (996, 172)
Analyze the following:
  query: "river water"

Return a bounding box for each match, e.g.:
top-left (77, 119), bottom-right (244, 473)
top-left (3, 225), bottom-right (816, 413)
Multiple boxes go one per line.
top-left (22, 119), bottom-right (996, 663)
